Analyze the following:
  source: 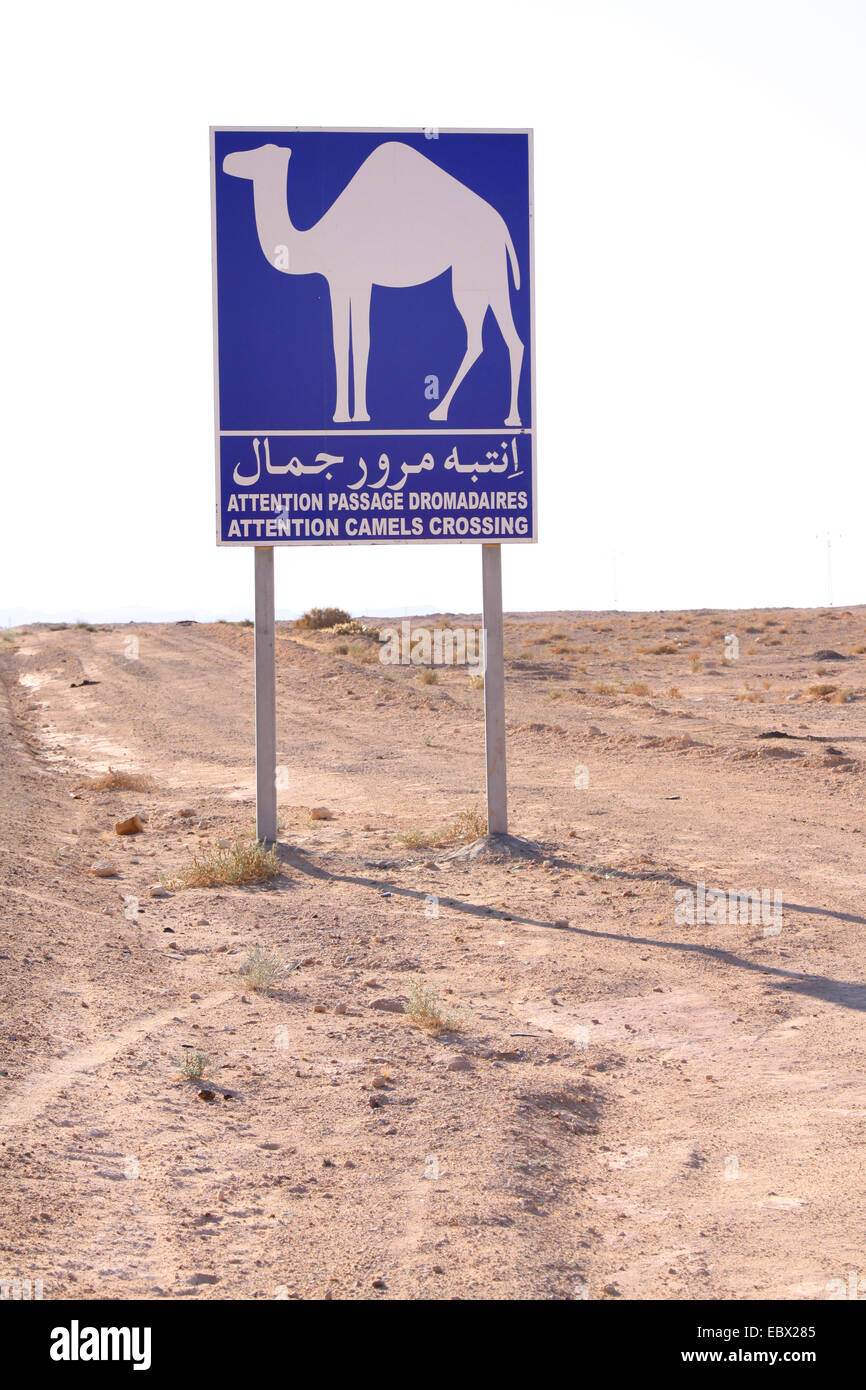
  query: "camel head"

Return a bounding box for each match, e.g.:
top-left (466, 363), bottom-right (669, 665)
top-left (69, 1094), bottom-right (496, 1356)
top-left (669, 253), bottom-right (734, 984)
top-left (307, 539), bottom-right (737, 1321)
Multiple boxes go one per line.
top-left (222, 143), bottom-right (291, 181)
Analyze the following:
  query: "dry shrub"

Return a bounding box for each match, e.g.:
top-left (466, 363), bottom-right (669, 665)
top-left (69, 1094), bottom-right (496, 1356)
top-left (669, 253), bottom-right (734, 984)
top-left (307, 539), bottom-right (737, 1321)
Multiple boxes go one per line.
top-left (417, 668), bottom-right (438, 685)
top-left (625, 681), bottom-right (651, 696)
top-left (295, 607), bottom-right (351, 630)
top-left (809, 684), bottom-right (838, 699)
top-left (77, 767), bottom-right (156, 792)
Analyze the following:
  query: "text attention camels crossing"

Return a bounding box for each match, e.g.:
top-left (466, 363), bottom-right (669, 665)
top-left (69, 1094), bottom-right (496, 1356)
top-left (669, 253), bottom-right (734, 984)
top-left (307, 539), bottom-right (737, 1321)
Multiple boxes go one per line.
top-left (222, 141), bottom-right (525, 426)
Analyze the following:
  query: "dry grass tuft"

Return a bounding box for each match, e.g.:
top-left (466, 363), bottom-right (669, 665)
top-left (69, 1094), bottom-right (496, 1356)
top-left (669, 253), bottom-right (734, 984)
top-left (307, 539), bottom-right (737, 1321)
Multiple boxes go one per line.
top-left (416, 668), bottom-right (438, 685)
top-left (330, 620), bottom-right (380, 638)
top-left (238, 943), bottom-right (288, 993)
top-left (179, 1049), bottom-right (210, 1080)
top-left (399, 804), bottom-right (486, 850)
top-left (171, 839), bottom-right (280, 888)
top-left (404, 979), bottom-right (461, 1033)
top-left (77, 767), bottom-right (156, 792)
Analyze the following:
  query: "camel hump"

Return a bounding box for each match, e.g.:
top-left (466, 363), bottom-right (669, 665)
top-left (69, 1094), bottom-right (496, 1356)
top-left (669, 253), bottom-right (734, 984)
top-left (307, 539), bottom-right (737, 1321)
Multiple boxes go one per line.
top-left (367, 140), bottom-right (442, 170)
top-left (356, 141), bottom-right (487, 204)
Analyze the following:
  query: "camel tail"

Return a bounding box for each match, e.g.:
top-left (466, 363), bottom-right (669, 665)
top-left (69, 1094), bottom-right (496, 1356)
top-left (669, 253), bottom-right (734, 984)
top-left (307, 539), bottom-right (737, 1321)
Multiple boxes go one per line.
top-left (505, 228), bottom-right (520, 291)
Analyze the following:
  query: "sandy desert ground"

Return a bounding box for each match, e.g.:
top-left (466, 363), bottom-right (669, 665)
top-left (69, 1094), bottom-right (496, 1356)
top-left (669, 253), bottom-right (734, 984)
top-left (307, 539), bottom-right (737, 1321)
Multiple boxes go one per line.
top-left (1, 605), bottom-right (864, 1301)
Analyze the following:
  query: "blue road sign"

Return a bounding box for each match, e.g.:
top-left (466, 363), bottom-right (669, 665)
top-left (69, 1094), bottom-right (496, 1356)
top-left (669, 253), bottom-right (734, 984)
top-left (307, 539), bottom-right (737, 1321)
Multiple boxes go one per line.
top-left (211, 128), bottom-right (535, 546)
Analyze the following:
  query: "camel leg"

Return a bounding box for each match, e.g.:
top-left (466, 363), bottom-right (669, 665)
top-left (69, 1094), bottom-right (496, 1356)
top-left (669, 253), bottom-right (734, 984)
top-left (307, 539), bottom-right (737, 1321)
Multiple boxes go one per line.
top-left (350, 285), bottom-right (372, 422)
top-left (489, 282), bottom-right (524, 427)
top-left (330, 287), bottom-right (351, 423)
top-left (430, 289), bottom-right (487, 422)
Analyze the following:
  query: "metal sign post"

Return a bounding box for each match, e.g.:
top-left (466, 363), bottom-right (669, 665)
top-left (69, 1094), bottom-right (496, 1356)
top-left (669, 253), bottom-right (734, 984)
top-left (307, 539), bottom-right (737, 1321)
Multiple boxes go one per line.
top-left (482, 544), bottom-right (508, 835)
top-left (253, 546), bottom-right (277, 844)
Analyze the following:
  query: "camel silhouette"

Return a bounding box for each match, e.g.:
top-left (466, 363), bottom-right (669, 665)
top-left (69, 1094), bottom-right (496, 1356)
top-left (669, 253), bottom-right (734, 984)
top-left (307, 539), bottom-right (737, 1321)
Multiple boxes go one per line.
top-left (222, 141), bottom-right (524, 426)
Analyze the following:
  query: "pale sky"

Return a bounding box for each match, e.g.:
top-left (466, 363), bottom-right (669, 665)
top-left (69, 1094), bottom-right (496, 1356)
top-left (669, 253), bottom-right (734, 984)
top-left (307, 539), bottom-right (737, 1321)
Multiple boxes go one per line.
top-left (2, 0), bottom-right (864, 622)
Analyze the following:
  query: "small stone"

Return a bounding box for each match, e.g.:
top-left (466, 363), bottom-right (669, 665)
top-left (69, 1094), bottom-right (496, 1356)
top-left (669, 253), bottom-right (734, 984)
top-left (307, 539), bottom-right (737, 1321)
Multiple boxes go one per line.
top-left (542, 858), bottom-right (554, 869)
top-left (89, 860), bottom-right (117, 877)
top-left (313, 1005), bottom-right (327, 1013)
top-left (371, 1277), bottom-right (386, 1289)
top-left (115, 815), bottom-right (145, 836)
top-left (177, 808), bottom-right (196, 818)
top-left (197, 1089), bottom-right (216, 1102)
top-left (370, 1074), bottom-right (390, 1088)
top-left (369, 997), bottom-right (405, 1013)
top-left (149, 884), bottom-right (169, 898)
top-left (187, 1271), bottom-right (219, 1285)
top-left (310, 806), bottom-right (334, 820)
top-left (446, 1056), bottom-right (472, 1072)
top-left (603, 1282), bottom-right (621, 1296)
